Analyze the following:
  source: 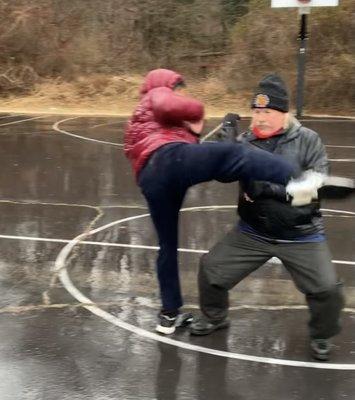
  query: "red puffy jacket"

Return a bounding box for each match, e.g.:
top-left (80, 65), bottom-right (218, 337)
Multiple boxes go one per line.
top-left (124, 69), bottom-right (204, 176)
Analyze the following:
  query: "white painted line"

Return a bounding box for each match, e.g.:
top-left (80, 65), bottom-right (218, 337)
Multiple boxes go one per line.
top-left (90, 121), bottom-right (121, 129)
top-left (0, 113), bottom-right (26, 120)
top-left (0, 234), bottom-right (70, 245)
top-left (101, 204), bottom-right (147, 209)
top-left (0, 234), bottom-right (204, 254)
top-left (299, 119), bottom-right (355, 122)
top-left (59, 267), bottom-right (355, 370)
top-left (329, 157), bottom-right (355, 162)
top-left (0, 115), bottom-right (48, 127)
top-left (0, 233), bottom-right (354, 265)
top-left (326, 145), bottom-right (355, 149)
top-left (322, 215), bottom-right (355, 218)
top-left (53, 117), bottom-right (123, 147)
top-left (54, 206), bottom-right (355, 370)
top-left (197, 304), bottom-right (355, 313)
top-left (0, 206), bottom-right (353, 264)
top-left (321, 208), bottom-right (355, 215)
top-left (53, 117), bottom-right (355, 162)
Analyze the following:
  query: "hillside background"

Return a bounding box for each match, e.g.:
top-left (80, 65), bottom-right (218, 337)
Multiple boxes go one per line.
top-left (0, 0), bottom-right (354, 115)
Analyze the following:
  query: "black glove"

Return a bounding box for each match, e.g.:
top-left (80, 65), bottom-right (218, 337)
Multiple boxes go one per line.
top-left (242, 180), bottom-right (288, 202)
top-left (222, 113), bottom-right (240, 128)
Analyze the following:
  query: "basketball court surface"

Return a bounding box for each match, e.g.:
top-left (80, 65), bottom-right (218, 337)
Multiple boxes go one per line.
top-left (0, 113), bottom-right (354, 400)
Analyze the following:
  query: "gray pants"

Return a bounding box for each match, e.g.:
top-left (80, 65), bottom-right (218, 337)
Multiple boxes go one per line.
top-left (198, 229), bottom-right (344, 339)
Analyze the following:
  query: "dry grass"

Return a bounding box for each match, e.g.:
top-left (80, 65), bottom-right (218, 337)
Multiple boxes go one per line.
top-left (0, 74), bottom-right (251, 117)
top-left (0, 1), bottom-right (353, 116)
top-left (0, 75), bottom-right (141, 115)
top-left (0, 72), bottom-right (353, 117)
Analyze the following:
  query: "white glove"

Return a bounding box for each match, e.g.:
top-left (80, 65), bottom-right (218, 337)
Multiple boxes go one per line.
top-left (286, 171), bottom-right (326, 206)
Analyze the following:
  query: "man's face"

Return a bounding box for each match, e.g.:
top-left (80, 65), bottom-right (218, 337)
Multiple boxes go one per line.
top-left (251, 108), bottom-right (286, 133)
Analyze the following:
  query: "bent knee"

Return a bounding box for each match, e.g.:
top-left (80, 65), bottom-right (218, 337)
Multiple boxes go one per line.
top-left (199, 253), bottom-right (222, 284)
top-left (307, 282), bottom-right (344, 299)
top-left (199, 252), bottom-right (220, 272)
top-left (200, 253), bottom-right (210, 267)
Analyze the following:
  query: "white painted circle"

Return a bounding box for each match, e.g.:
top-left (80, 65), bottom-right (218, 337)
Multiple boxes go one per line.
top-left (55, 205), bottom-right (355, 370)
top-left (52, 117), bottom-right (355, 159)
top-left (53, 117), bottom-right (124, 147)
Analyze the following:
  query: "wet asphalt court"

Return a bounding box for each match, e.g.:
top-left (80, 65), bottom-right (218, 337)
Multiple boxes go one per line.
top-left (0, 113), bottom-right (354, 400)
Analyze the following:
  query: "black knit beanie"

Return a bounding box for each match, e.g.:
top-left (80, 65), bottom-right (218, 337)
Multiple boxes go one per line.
top-left (251, 74), bottom-right (289, 112)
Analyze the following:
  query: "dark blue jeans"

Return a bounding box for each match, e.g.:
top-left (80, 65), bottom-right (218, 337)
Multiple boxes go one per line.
top-left (138, 142), bottom-right (294, 312)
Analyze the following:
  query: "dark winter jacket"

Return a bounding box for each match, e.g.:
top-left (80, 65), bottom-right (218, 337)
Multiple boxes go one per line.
top-left (124, 69), bottom-right (204, 176)
top-left (219, 118), bottom-right (329, 239)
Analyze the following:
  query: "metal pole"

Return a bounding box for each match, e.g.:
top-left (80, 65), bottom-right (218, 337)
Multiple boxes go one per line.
top-left (296, 9), bottom-right (309, 118)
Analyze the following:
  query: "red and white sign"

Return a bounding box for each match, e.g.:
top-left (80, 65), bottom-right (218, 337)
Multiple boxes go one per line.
top-left (271, 0), bottom-right (338, 7)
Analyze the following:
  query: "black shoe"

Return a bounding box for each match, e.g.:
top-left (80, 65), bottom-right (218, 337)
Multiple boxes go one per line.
top-left (156, 312), bottom-right (193, 335)
top-left (310, 339), bottom-right (332, 361)
top-left (189, 316), bottom-right (230, 336)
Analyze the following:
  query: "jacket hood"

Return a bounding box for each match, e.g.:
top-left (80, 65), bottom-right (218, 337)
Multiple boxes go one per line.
top-left (140, 69), bottom-right (184, 96)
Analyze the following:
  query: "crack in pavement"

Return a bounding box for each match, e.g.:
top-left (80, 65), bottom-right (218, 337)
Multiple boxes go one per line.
top-left (43, 204), bottom-right (105, 305)
top-left (0, 198), bottom-right (147, 209)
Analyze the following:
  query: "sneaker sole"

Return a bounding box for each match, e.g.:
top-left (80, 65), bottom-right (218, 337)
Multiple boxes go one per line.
top-left (189, 320), bottom-right (230, 336)
top-left (155, 325), bottom-right (176, 335)
top-left (155, 313), bottom-right (194, 335)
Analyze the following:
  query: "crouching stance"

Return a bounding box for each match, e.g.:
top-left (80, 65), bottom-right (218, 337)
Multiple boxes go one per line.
top-left (124, 69), bottom-right (296, 335)
top-left (190, 74), bottom-right (344, 361)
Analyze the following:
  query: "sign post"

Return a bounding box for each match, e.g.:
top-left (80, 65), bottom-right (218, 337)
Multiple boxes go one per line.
top-left (296, 4), bottom-right (310, 118)
top-left (271, 0), bottom-right (339, 117)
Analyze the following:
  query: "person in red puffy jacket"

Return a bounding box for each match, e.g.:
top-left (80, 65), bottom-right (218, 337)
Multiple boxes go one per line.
top-left (124, 68), bottom-right (297, 335)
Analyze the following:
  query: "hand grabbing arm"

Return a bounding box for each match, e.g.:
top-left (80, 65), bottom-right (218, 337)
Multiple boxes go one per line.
top-left (286, 170), bottom-right (326, 206)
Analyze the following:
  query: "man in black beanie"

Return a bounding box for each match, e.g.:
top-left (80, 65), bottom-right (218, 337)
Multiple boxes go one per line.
top-left (252, 74), bottom-right (289, 112)
top-left (190, 74), bottom-right (344, 362)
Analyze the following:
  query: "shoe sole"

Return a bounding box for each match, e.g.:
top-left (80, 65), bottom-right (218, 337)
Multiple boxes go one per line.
top-left (310, 341), bottom-right (331, 361)
top-left (311, 351), bottom-right (330, 361)
top-left (155, 313), bottom-right (194, 335)
top-left (189, 320), bottom-right (230, 336)
top-left (155, 325), bottom-right (176, 335)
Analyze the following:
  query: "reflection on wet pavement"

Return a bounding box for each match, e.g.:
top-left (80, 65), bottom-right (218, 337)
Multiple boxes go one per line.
top-left (0, 114), bottom-right (354, 400)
